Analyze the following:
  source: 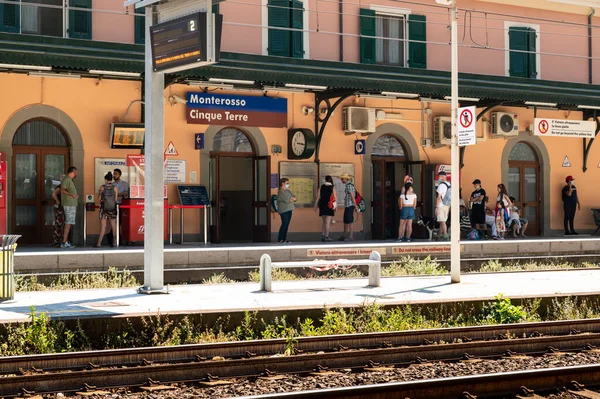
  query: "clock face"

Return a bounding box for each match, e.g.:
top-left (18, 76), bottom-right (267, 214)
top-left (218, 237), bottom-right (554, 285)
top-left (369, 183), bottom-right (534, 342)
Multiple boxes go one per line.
top-left (291, 131), bottom-right (306, 156)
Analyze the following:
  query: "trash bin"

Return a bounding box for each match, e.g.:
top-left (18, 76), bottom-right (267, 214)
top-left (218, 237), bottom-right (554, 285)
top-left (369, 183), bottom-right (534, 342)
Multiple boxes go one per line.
top-left (0, 235), bottom-right (20, 301)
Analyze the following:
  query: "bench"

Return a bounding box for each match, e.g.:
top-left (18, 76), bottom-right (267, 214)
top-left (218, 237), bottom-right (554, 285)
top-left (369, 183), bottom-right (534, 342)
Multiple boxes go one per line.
top-left (593, 209), bottom-right (600, 236)
top-left (259, 251), bottom-right (382, 292)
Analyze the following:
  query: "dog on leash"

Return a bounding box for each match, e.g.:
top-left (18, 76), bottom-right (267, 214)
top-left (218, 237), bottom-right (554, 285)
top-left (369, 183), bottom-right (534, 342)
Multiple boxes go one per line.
top-left (416, 215), bottom-right (440, 241)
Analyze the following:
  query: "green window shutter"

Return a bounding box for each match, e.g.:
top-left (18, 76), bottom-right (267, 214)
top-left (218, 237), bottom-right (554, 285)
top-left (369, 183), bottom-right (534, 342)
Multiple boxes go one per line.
top-left (69, 0), bottom-right (92, 39)
top-left (290, 0), bottom-right (304, 58)
top-left (509, 27), bottom-right (529, 78)
top-left (0, 0), bottom-right (20, 33)
top-left (268, 0), bottom-right (291, 57)
top-left (359, 8), bottom-right (376, 64)
top-left (212, 3), bottom-right (220, 14)
top-left (408, 14), bottom-right (427, 69)
top-left (527, 29), bottom-right (537, 78)
top-left (135, 14), bottom-right (145, 44)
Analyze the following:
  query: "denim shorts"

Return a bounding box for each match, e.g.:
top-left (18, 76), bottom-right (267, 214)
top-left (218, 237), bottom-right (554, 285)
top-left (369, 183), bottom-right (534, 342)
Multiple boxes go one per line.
top-left (400, 207), bottom-right (415, 220)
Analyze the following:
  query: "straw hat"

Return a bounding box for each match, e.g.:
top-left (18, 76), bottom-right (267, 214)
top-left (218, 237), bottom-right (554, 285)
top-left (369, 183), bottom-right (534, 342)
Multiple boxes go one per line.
top-left (339, 173), bottom-right (353, 180)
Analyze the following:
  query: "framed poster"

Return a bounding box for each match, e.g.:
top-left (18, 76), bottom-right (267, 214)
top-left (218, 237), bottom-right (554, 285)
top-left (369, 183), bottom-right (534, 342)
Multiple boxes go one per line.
top-left (278, 162), bottom-right (318, 207)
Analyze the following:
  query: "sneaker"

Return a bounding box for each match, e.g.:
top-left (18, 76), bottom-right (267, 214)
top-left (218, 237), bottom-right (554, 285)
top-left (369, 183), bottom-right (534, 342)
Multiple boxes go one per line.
top-left (406, 238), bottom-right (412, 242)
top-left (484, 234), bottom-right (490, 240)
top-left (395, 237), bottom-right (403, 242)
top-left (338, 236), bottom-right (346, 241)
top-left (321, 236), bottom-right (326, 242)
top-left (401, 237), bottom-right (408, 242)
top-left (492, 236), bottom-right (499, 240)
top-left (324, 237), bottom-right (333, 241)
top-left (61, 242), bottom-right (72, 248)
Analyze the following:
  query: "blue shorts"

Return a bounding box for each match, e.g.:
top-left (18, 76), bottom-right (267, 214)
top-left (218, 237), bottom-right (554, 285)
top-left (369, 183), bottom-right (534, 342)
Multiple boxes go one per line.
top-left (400, 207), bottom-right (415, 220)
top-left (343, 207), bottom-right (355, 224)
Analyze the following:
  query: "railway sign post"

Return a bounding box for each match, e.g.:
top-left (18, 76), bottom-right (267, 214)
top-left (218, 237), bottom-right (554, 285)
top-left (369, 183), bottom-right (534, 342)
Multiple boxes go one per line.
top-left (123, 0), bottom-right (223, 294)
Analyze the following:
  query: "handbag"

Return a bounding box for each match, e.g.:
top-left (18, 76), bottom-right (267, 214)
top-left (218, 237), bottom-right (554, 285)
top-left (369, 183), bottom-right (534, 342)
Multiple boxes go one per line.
top-left (328, 193), bottom-right (336, 210)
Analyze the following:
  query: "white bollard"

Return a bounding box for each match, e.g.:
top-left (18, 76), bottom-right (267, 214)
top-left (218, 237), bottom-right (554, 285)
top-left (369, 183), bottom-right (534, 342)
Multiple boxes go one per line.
top-left (260, 254), bottom-right (272, 292)
top-left (368, 251), bottom-right (381, 287)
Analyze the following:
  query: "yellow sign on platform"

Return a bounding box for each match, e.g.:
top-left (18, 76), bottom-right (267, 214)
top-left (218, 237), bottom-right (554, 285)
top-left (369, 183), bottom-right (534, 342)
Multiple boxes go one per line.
top-left (391, 245), bottom-right (464, 255)
top-left (307, 247), bottom-right (387, 257)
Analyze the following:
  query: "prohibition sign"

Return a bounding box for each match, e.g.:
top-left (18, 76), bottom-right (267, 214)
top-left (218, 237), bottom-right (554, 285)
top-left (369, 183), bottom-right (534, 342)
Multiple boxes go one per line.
top-left (459, 109), bottom-right (473, 128)
top-left (538, 119), bottom-right (549, 134)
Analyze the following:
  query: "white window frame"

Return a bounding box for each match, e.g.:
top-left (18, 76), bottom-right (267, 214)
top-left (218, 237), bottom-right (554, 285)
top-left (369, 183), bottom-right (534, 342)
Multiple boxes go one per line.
top-left (261, 0), bottom-right (310, 59)
top-left (370, 5), bottom-right (411, 67)
top-left (504, 21), bottom-right (541, 79)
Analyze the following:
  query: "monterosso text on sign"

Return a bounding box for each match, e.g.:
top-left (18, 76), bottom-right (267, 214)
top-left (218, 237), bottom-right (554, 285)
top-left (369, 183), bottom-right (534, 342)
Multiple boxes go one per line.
top-left (186, 93), bottom-right (287, 128)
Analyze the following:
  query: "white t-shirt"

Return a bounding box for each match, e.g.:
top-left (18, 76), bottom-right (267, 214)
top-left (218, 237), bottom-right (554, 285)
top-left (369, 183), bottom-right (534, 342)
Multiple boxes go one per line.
top-left (401, 193), bottom-right (417, 206)
top-left (436, 182), bottom-right (449, 208)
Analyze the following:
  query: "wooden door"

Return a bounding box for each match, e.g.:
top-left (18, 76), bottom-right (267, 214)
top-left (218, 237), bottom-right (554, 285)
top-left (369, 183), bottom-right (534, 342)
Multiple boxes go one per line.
top-left (508, 161), bottom-right (540, 235)
top-left (371, 159), bottom-right (385, 240)
top-left (209, 154), bottom-right (221, 243)
top-left (13, 148), bottom-right (69, 245)
top-left (253, 156), bottom-right (271, 242)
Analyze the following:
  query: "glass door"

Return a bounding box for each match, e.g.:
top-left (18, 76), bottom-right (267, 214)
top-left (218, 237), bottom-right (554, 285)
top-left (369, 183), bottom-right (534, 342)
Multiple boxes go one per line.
top-left (508, 161), bottom-right (540, 235)
top-left (253, 156), bottom-right (270, 242)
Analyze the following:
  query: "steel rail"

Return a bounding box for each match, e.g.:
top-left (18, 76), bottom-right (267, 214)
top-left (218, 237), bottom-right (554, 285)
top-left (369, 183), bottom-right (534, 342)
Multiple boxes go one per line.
top-left (1, 318), bottom-right (600, 376)
top-left (235, 364), bottom-right (600, 399)
top-left (4, 328), bottom-right (600, 396)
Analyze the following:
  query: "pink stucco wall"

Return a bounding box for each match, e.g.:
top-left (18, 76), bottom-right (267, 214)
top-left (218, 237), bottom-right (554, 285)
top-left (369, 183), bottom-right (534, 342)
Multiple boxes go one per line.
top-left (89, 0), bottom-right (599, 85)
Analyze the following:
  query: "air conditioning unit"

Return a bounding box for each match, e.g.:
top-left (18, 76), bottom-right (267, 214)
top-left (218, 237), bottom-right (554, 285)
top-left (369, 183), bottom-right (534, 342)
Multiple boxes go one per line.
top-left (491, 112), bottom-right (519, 136)
top-left (342, 107), bottom-right (376, 134)
top-left (433, 116), bottom-right (452, 147)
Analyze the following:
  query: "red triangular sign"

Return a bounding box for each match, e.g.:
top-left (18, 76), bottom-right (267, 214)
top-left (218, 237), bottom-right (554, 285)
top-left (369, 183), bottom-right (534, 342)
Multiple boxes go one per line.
top-left (165, 141), bottom-right (178, 156)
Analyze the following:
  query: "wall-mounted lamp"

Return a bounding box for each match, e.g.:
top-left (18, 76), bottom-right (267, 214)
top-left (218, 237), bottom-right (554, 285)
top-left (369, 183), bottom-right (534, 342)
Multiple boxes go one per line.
top-left (301, 105), bottom-right (314, 115)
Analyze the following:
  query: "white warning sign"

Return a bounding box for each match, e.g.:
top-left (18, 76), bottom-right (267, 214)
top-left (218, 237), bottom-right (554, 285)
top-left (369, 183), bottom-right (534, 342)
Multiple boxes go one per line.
top-left (458, 106), bottom-right (476, 146)
top-left (165, 141), bottom-right (179, 156)
top-left (562, 156), bottom-right (571, 167)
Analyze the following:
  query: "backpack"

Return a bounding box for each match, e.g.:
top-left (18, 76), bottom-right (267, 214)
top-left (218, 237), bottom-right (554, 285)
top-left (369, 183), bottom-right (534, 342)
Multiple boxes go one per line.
top-left (441, 182), bottom-right (452, 206)
top-left (102, 184), bottom-right (116, 211)
top-left (270, 194), bottom-right (279, 213)
top-left (350, 184), bottom-right (366, 213)
top-left (467, 229), bottom-right (480, 240)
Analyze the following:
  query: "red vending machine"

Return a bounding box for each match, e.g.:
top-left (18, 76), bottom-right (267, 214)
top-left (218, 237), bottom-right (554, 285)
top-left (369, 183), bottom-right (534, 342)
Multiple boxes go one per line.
top-left (120, 155), bottom-right (168, 245)
top-left (0, 156), bottom-right (6, 234)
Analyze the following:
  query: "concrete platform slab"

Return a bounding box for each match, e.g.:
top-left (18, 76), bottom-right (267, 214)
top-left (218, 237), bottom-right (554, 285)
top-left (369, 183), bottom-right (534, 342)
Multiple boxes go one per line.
top-left (1, 269), bottom-right (600, 323)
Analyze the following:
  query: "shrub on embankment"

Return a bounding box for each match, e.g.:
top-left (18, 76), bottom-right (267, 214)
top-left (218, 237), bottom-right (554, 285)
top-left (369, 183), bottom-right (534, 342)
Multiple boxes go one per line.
top-left (2, 295), bottom-right (600, 356)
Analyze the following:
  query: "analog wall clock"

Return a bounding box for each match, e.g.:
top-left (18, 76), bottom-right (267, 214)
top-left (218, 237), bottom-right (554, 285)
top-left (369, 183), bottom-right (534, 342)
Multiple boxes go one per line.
top-left (287, 128), bottom-right (316, 160)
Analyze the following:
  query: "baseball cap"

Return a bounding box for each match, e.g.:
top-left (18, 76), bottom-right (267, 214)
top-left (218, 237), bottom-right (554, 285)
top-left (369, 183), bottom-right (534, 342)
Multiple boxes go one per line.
top-left (566, 175), bottom-right (574, 182)
top-left (438, 171), bottom-right (447, 176)
top-left (472, 179), bottom-right (481, 185)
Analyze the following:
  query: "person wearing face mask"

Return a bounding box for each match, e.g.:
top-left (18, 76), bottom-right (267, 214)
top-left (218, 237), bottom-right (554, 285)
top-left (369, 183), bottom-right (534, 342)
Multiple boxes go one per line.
top-left (276, 177), bottom-right (297, 243)
top-left (469, 179), bottom-right (488, 239)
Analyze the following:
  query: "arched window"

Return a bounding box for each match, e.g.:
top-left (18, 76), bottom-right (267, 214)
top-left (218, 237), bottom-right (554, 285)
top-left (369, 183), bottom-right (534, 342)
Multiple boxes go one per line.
top-left (13, 120), bottom-right (68, 147)
top-left (372, 135), bottom-right (406, 157)
top-left (212, 128), bottom-right (254, 153)
top-left (509, 142), bottom-right (538, 161)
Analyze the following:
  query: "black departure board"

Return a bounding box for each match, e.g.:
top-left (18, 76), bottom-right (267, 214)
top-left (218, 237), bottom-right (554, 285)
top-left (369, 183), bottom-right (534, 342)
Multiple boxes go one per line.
top-left (177, 185), bottom-right (210, 206)
top-left (150, 12), bottom-right (223, 73)
top-left (110, 123), bottom-right (145, 149)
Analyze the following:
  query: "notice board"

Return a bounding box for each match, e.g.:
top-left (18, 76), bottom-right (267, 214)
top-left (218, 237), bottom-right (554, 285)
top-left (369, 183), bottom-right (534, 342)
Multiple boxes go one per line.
top-left (279, 162), bottom-right (317, 207)
top-left (319, 163), bottom-right (355, 208)
top-left (177, 185), bottom-right (210, 206)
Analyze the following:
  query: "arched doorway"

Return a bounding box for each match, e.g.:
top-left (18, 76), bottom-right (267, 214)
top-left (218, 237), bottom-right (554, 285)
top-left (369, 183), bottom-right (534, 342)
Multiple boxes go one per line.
top-left (209, 128), bottom-right (270, 243)
top-left (371, 134), bottom-right (422, 240)
top-left (12, 119), bottom-right (70, 245)
top-left (508, 142), bottom-right (540, 236)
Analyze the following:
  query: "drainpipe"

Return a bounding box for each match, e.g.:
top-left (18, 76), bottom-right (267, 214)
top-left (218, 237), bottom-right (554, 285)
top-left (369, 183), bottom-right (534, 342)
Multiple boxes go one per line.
top-left (339, 0), bottom-right (343, 62)
top-left (589, 9), bottom-right (595, 84)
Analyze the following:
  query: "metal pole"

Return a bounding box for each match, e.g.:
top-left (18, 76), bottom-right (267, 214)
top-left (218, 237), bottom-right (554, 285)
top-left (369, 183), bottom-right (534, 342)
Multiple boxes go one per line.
top-left (116, 204), bottom-right (120, 248)
top-left (82, 204), bottom-right (87, 247)
top-left (180, 208), bottom-right (184, 244)
top-left (140, 4), bottom-right (166, 293)
top-left (204, 206), bottom-right (207, 245)
top-left (169, 207), bottom-right (173, 245)
top-left (450, 0), bottom-right (461, 283)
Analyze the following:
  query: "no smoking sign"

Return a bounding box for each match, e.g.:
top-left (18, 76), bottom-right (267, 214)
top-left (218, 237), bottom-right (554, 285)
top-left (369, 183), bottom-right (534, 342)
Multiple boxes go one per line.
top-left (457, 106), bottom-right (476, 146)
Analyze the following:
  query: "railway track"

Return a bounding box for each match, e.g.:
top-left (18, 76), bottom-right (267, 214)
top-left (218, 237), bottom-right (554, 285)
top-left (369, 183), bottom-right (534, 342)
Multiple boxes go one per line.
top-left (5, 318), bottom-right (600, 397)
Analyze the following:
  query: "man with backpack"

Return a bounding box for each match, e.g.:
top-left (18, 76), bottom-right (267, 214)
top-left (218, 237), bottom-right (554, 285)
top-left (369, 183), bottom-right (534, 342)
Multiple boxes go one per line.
top-left (435, 171), bottom-right (451, 241)
top-left (339, 173), bottom-right (359, 242)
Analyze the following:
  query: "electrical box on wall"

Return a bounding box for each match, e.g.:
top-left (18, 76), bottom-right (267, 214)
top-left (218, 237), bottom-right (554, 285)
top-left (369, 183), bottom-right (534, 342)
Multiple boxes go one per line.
top-left (271, 145), bottom-right (282, 154)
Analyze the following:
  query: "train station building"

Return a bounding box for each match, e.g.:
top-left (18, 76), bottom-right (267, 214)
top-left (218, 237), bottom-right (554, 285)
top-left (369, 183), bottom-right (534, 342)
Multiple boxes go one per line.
top-left (0, 0), bottom-right (599, 245)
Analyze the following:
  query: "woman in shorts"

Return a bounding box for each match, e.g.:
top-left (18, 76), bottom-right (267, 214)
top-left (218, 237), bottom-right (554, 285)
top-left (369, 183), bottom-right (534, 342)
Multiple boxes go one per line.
top-left (397, 182), bottom-right (417, 242)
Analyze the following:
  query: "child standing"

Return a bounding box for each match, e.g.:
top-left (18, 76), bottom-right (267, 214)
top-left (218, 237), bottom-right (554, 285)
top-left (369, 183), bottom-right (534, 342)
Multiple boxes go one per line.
top-left (494, 201), bottom-right (506, 240)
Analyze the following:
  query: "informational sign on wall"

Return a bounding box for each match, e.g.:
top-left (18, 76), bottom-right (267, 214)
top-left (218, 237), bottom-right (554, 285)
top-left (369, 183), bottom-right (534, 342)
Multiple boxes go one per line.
top-left (319, 163), bottom-right (355, 208)
top-left (94, 158), bottom-right (128, 194)
top-left (458, 106), bottom-right (476, 146)
top-left (186, 92), bottom-right (287, 127)
top-left (165, 160), bottom-right (186, 183)
top-left (279, 162), bottom-right (317, 207)
top-left (534, 118), bottom-right (595, 138)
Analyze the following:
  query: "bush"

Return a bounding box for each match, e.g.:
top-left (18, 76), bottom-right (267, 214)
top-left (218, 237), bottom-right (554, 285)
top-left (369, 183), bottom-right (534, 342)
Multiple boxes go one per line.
top-left (481, 294), bottom-right (529, 324)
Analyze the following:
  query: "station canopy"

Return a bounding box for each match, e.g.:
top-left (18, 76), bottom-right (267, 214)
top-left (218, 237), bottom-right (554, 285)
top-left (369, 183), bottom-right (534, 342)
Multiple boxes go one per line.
top-left (1, 32), bottom-right (600, 110)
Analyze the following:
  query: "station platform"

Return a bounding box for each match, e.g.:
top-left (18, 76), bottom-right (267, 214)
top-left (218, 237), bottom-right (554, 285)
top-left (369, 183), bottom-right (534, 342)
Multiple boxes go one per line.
top-left (0, 269), bottom-right (599, 323)
top-left (12, 236), bottom-right (600, 274)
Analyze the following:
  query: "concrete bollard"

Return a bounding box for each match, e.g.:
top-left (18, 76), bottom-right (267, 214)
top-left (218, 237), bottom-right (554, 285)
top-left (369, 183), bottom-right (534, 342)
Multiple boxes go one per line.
top-left (368, 250), bottom-right (381, 287)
